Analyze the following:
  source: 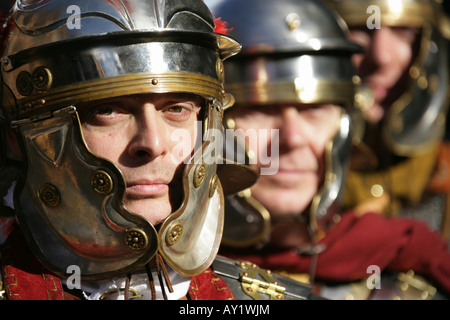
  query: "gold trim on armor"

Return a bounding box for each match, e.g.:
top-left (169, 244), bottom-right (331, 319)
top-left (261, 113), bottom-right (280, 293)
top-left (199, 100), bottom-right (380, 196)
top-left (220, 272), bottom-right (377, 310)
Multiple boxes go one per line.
top-left (220, 188), bottom-right (272, 249)
top-left (330, 0), bottom-right (435, 27)
top-left (10, 72), bottom-right (223, 120)
top-left (226, 80), bottom-right (355, 105)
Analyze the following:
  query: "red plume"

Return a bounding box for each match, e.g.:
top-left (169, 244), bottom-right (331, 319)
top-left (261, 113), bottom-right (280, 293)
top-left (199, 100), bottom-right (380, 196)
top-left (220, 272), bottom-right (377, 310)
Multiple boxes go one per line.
top-left (213, 16), bottom-right (232, 35)
top-left (201, 0), bottom-right (232, 35)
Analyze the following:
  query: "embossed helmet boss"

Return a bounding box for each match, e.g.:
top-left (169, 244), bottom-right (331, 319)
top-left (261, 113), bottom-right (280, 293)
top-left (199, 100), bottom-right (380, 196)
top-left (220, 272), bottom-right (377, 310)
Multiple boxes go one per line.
top-left (0, 0), bottom-right (240, 280)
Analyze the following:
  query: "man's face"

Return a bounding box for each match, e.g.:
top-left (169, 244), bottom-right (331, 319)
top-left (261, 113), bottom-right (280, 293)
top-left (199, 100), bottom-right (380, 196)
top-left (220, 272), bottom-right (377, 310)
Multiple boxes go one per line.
top-left (78, 93), bottom-right (201, 226)
top-left (230, 103), bottom-right (341, 218)
top-left (349, 26), bottom-right (419, 123)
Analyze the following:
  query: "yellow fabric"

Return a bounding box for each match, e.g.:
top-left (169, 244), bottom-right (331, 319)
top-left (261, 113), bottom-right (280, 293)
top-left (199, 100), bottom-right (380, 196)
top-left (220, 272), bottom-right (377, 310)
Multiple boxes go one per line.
top-left (343, 145), bottom-right (440, 216)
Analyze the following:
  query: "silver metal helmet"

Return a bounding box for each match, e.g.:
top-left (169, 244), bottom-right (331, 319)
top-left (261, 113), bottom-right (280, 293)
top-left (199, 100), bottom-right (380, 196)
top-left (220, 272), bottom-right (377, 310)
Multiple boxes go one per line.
top-left (327, 0), bottom-right (450, 157)
top-left (0, 0), bottom-right (241, 280)
top-left (211, 0), bottom-right (360, 247)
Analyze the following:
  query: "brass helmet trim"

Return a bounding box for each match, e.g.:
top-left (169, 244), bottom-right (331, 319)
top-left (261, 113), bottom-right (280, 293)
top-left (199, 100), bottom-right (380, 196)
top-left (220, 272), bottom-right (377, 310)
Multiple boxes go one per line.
top-left (328, 0), bottom-right (435, 28)
top-left (10, 72), bottom-right (224, 120)
top-left (3, 36), bottom-right (232, 120)
top-left (226, 79), bottom-right (355, 106)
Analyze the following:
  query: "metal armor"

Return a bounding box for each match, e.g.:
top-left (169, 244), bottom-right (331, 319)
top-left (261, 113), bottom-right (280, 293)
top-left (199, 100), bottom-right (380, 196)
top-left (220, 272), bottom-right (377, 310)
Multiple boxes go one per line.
top-left (211, 255), bottom-right (319, 300)
top-left (0, 0), bottom-right (244, 280)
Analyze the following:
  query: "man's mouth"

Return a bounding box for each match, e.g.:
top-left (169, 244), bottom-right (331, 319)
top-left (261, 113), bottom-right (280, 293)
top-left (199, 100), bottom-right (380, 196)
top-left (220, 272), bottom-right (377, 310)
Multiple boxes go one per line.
top-left (126, 180), bottom-right (170, 197)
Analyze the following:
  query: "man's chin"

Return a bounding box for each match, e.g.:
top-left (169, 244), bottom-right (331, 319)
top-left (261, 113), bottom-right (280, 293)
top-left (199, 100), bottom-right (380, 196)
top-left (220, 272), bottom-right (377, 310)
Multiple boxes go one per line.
top-left (269, 205), bottom-right (310, 219)
top-left (251, 187), bottom-right (314, 216)
top-left (124, 201), bottom-right (172, 226)
top-left (261, 198), bottom-right (311, 217)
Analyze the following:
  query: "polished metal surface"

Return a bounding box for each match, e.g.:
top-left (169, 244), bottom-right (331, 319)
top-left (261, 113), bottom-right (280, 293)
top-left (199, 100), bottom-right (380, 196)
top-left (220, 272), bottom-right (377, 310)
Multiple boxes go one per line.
top-left (2, 0), bottom-right (240, 120)
top-left (310, 112), bottom-right (352, 228)
top-left (212, 0), bottom-right (360, 106)
top-left (383, 23), bottom-right (449, 156)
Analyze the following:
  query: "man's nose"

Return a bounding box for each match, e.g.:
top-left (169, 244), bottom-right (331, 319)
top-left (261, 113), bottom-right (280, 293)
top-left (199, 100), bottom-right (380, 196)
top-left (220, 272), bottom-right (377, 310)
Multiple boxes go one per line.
top-left (367, 28), bottom-right (395, 67)
top-left (128, 106), bottom-right (167, 160)
top-left (278, 107), bottom-right (306, 149)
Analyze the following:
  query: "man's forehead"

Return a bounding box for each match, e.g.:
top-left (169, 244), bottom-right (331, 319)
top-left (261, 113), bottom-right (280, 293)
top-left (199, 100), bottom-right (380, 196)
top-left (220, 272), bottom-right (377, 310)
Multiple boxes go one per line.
top-left (235, 102), bottom-right (340, 110)
top-left (79, 92), bottom-right (204, 106)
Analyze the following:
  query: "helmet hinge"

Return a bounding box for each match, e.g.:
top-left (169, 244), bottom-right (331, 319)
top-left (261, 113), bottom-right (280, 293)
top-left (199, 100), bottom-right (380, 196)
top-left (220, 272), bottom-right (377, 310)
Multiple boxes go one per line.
top-left (237, 261), bottom-right (286, 300)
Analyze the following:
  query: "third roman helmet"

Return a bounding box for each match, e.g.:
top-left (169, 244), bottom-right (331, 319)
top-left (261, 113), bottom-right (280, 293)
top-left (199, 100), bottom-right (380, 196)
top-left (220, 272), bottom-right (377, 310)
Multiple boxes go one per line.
top-left (327, 0), bottom-right (450, 156)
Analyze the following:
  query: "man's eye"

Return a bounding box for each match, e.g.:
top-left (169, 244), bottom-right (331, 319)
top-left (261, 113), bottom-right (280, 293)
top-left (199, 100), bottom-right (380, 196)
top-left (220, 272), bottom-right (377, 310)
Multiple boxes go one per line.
top-left (95, 106), bottom-right (115, 116)
top-left (167, 105), bottom-right (187, 113)
top-left (392, 27), bottom-right (419, 43)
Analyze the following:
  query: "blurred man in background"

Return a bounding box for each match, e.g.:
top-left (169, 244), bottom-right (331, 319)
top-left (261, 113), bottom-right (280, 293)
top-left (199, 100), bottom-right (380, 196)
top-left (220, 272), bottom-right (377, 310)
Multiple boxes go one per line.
top-left (326, 0), bottom-right (450, 244)
top-left (211, 0), bottom-right (450, 299)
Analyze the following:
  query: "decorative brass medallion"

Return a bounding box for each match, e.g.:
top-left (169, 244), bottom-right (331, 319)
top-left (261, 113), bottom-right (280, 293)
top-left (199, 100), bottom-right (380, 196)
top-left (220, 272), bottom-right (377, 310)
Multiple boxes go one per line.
top-left (32, 67), bottom-right (53, 91)
top-left (193, 163), bottom-right (206, 188)
top-left (91, 170), bottom-right (113, 195)
top-left (38, 183), bottom-right (61, 208)
top-left (16, 71), bottom-right (33, 96)
top-left (124, 228), bottom-right (148, 251)
top-left (165, 222), bottom-right (183, 246)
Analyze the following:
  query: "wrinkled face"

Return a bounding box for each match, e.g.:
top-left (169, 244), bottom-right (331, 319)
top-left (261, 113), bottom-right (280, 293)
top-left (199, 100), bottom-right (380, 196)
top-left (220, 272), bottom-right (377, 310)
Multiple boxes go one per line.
top-left (230, 103), bottom-right (341, 218)
top-left (78, 93), bottom-right (202, 226)
top-left (349, 26), bottom-right (420, 123)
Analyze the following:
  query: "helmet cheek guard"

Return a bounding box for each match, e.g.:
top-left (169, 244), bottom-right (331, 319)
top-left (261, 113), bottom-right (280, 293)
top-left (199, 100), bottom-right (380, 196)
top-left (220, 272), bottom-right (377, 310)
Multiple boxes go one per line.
top-left (13, 107), bottom-right (159, 280)
top-left (158, 100), bottom-right (225, 276)
top-left (1, 0), bottom-right (243, 280)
